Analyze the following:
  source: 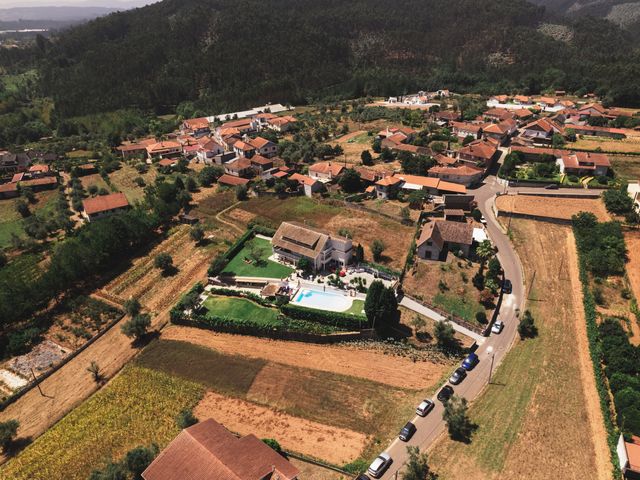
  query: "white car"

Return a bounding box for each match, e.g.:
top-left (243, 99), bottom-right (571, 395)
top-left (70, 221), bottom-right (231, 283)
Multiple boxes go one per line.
top-left (415, 399), bottom-right (434, 417)
top-left (492, 320), bottom-right (504, 334)
top-left (480, 216), bottom-right (488, 225)
top-left (368, 452), bottom-right (392, 478)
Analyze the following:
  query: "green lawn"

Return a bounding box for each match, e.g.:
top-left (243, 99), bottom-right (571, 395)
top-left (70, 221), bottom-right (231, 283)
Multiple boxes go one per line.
top-left (203, 295), bottom-right (281, 325)
top-left (433, 292), bottom-right (485, 323)
top-left (0, 190), bottom-right (59, 249)
top-left (221, 237), bottom-right (293, 278)
top-left (345, 299), bottom-right (366, 316)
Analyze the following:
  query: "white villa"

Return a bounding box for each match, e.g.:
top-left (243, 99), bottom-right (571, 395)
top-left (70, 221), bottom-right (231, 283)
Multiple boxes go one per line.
top-left (271, 222), bottom-right (352, 271)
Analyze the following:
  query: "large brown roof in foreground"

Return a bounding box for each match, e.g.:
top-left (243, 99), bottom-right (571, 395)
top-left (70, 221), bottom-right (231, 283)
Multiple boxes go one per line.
top-left (142, 419), bottom-right (299, 480)
top-left (82, 192), bottom-right (129, 215)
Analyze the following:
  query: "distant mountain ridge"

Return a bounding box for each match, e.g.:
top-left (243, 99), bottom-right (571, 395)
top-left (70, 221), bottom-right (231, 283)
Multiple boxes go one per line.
top-left (29, 0), bottom-right (640, 116)
top-left (530, 0), bottom-right (640, 25)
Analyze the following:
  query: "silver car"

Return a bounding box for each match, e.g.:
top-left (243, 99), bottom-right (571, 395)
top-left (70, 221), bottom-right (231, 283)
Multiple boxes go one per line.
top-left (368, 452), bottom-right (392, 478)
top-left (492, 320), bottom-right (504, 334)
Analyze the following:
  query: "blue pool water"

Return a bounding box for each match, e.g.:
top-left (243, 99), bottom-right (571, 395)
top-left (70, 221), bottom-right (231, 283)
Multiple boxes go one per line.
top-left (292, 288), bottom-right (353, 312)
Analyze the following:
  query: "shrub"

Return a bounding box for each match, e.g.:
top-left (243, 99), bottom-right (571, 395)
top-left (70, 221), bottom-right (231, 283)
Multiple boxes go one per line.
top-left (371, 239), bottom-right (385, 262)
top-left (280, 303), bottom-right (367, 330)
top-left (0, 419), bottom-right (19, 452)
top-left (176, 409), bottom-right (198, 429)
top-left (121, 313), bottom-right (151, 340)
top-left (262, 438), bottom-right (284, 455)
top-left (154, 253), bottom-right (174, 274)
top-left (517, 310), bottom-right (538, 339)
top-left (123, 444), bottom-right (159, 477)
top-left (443, 395), bottom-right (477, 442)
top-left (475, 311), bottom-right (488, 324)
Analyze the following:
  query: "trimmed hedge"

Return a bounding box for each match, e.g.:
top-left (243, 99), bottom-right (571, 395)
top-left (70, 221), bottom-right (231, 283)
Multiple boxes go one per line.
top-left (208, 226), bottom-right (278, 277)
top-left (176, 311), bottom-right (340, 336)
top-left (573, 226), bottom-right (621, 478)
top-left (208, 287), bottom-right (275, 307)
top-left (280, 303), bottom-right (369, 330)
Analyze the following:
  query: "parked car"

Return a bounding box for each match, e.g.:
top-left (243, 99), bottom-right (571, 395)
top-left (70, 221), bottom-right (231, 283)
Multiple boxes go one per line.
top-left (437, 385), bottom-right (454, 402)
top-left (462, 352), bottom-right (479, 370)
top-left (416, 399), bottom-right (435, 417)
top-left (399, 421), bottom-right (417, 442)
top-left (480, 215), bottom-right (488, 225)
top-left (367, 453), bottom-right (392, 478)
top-left (545, 184), bottom-right (559, 190)
top-left (449, 367), bottom-right (467, 385)
top-left (492, 320), bottom-right (504, 334)
top-left (355, 474), bottom-right (370, 480)
top-left (502, 279), bottom-right (512, 294)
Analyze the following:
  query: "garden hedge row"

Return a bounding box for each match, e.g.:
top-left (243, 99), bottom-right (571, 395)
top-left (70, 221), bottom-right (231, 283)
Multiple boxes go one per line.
top-left (175, 311), bottom-right (338, 336)
top-left (280, 303), bottom-right (369, 330)
top-left (573, 227), bottom-right (621, 478)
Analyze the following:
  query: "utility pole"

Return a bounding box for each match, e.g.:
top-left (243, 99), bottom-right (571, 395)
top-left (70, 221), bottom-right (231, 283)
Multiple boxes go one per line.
top-left (486, 346), bottom-right (495, 384)
top-left (31, 368), bottom-right (44, 397)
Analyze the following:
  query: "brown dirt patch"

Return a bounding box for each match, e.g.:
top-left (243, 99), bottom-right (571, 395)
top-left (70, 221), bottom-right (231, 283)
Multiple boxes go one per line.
top-left (288, 459), bottom-right (346, 480)
top-left (623, 230), bottom-right (640, 344)
top-left (194, 391), bottom-right (367, 465)
top-left (496, 194), bottom-right (610, 221)
top-left (162, 326), bottom-right (446, 389)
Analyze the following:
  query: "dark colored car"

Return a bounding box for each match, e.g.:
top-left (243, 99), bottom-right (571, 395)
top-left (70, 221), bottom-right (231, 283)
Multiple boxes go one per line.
top-left (545, 184), bottom-right (559, 190)
top-left (355, 475), bottom-right (370, 480)
top-left (502, 279), bottom-right (513, 294)
top-left (399, 421), bottom-right (417, 442)
top-left (437, 385), bottom-right (454, 402)
top-left (449, 367), bottom-right (467, 385)
top-left (462, 352), bottom-right (479, 370)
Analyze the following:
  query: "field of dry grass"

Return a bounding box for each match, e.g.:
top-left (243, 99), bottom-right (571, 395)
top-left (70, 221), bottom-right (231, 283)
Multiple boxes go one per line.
top-left (428, 220), bottom-right (611, 480)
top-left (496, 194), bottom-right (610, 221)
top-left (571, 133), bottom-right (640, 154)
top-left (610, 155), bottom-right (640, 181)
top-left (403, 258), bottom-right (491, 324)
top-left (226, 197), bottom-right (414, 269)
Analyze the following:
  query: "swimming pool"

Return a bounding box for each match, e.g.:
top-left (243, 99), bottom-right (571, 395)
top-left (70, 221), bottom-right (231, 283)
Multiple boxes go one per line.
top-left (291, 288), bottom-right (353, 312)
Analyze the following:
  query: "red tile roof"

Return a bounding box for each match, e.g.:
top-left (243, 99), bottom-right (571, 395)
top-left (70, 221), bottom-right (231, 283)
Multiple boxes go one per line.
top-left (429, 165), bottom-right (484, 177)
top-left (290, 172), bottom-right (319, 186)
top-left (0, 182), bottom-right (18, 194)
top-left (218, 174), bottom-right (250, 186)
top-left (83, 193), bottom-right (129, 216)
top-left (458, 139), bottom-right (497, 161)
top-left (19, 177), bottom-right (58, 188)
top-left (29, 164), bottom-right (50, 173)
top-left (561, 151), bottom-right (610, 169)
top-left (248, 137), bottom-right (274, 149)
top-left (309, 161), bottom-right (344, 177)
top-left (142, 419), bottom-right (299, 480)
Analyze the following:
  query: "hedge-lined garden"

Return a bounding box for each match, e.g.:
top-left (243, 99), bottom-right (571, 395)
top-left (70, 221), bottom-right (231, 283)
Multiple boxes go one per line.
top-left (170, 284), bottom-right (372, 337)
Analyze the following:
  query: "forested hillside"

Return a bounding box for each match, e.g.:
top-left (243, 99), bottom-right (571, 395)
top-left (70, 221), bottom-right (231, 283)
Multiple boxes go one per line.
top-left (26, 0), bottom-right (640, 116)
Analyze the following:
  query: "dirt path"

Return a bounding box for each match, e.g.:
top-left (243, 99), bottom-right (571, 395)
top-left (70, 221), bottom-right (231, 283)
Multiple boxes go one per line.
top-left (623, 230), bottom-right (640, 345)
top-left (162, 326), bottom-right (446, 389)
top-left (194, 391), bottom-right (367, 465)
top-left (215, 201), bottom-right (245, 234)
top-left (565, 233), bottom-right (612, 480)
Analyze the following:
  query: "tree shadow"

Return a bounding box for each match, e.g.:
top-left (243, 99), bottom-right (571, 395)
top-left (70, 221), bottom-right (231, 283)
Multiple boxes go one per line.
top-left (450, 421), bottom-right (479, 444)
top-left (161, 265), bottom-right (179, 277)
top-left (132, 330), bottom-right (160, 348)
top-left (4, 436), bottom-right (33, 458)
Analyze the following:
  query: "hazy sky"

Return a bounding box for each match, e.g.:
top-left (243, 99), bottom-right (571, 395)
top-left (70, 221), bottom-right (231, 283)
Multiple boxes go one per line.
top-left (0, 0), bottom-right (155, 8)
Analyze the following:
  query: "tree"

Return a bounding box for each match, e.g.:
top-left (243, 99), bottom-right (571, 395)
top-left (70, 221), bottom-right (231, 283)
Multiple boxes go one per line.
top-left (402, 446), bottom-right (436, 480)
top-left (124, 444), bottom-right (159, 478)
top-left (0, 251), bottom-right (7, 268)
top-left (236, 184), bottom-right (248, 201)
top-left (338, 168), bottom-right (362, 193)
top-left (198, 166), bottom-right (223, 187)
top-left (364, 280), bottom-right (397, 328)
top-left (551, 133), bottom-right (565, 148)
top-left (154, 252), bottom-right (174, 274)
top-left (124, 298), bottom-right (141, 317)
top-left (87, 361), bottom-right (103, 384)
top-left (15, 199), bottom-right (31, 218)
top-left (372, 137), bottom-right (382, 153)
top-left (190, 225), bottom-right (205, 244)
top-left (0, 419), bottom-right (19, 452)
top-left (21, 187), bottom-right (36, 203)
top-left (476, 240), bottom-right (494, 263)
top-left (518, 309), bottom-right (538, 339)
top-left (354, 243), bottom-right (365, 263)
top-left (185, 176), bottom-right (197, 192)
top-left (475, 311), bottom-right (488, 324)
top-left (462, 134), bottom-right (475, 146)
top-left (121, 313), bottom-right (151, 340)
top-left (603, 188), bottom-right (634, 214)
top-left (371, 239), bottom-right (386, 262)
top-left (411, 315), bottom-right (427, 334)
top-left (434, 320), bottom-right (456, 350)
top-left (443, 395), bottom-right (476, 442)
top-left (176, 409), bottom-right (198, 429)
top-left (361, 149), bottom-right (373, 165)
top-left (297, 257), bottom-right (313, 274)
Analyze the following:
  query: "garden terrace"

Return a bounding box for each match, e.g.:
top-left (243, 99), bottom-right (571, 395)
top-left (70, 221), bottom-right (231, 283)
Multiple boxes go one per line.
top-left (220, 236), bottom-right (293, 279)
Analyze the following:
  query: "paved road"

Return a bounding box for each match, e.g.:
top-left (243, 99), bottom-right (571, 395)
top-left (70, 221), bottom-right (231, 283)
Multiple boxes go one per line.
top-left (377, 176), bottom-right (526, 479)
